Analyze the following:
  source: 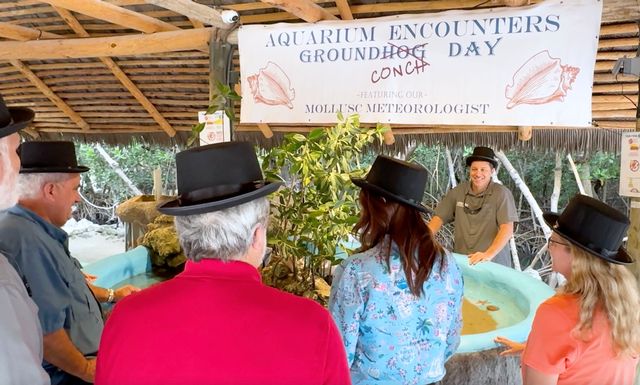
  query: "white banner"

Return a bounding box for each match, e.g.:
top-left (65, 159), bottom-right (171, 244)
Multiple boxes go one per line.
top-left (619, 132), bottom-right (640, 198)
top-left (238, 0), bottom-right (601, 126)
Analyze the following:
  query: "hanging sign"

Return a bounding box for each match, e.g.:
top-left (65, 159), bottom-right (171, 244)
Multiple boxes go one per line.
top-left (238, 0), bottom-right (602, 126)
top-left (198, 111), bottom-right (231, 145)
top-left (620, 132), bottom-right (640, 198)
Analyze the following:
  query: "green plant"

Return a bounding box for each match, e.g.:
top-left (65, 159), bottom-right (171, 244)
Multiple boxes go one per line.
top-left (188, 80), bottom-right (241, 146)
top-left (261, 113), bottom-right (385, 304)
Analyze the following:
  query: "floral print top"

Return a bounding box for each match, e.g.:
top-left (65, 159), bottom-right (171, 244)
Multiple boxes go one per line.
top-left (329, 239), bottom-right (463, 385)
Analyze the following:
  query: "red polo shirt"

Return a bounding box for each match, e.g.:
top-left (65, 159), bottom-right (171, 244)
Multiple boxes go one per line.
top-left (96, 259), bottom-right (350, 385)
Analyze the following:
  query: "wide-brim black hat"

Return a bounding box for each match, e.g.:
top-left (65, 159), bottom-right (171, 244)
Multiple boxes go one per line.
top-left (351, 155), bottom-right (430, 213)
top-left (19, 141), bottom-right (89, 173)
top-left (466, 146), bottom-right (498, 169)
top-left (0, 94), bottom-right (34, 139)
top-left (158, 141), bottom-right (282, 216)
top-left (543, 194), bottom-right (633, 265)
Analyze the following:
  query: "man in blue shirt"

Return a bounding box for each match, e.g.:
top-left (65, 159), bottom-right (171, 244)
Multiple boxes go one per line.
top-left (0, 141), bottom-right (139, 385)
top-left (0, 95), bottom-right (49, 385)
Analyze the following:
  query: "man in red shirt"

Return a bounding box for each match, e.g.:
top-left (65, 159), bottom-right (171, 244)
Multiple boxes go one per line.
top-left (95, 142), bottom-right (351, 385)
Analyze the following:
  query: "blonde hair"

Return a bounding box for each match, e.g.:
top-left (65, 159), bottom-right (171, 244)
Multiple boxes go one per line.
top-left (559, 244), bottom-right (640, 357)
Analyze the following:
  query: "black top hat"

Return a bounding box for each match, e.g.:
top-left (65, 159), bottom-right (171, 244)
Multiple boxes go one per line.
top-left (158, 141), bottom-right (282, 216)
top-left (0, 94), bottom-right (34, 139)
top-left (543, 194), bottom-right (633, 265)
top-left (466, 146), bottom-right (498, 169)
top-left (351, 155), bottom-right (430, 213)
top-left (19, 141), bottom-right (89, 174)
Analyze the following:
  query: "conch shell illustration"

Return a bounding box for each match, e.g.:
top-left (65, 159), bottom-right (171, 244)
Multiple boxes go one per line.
top-left (247, 62), bottom-right (295, 109)
top-left (505, 51), bottom-right (580, 109)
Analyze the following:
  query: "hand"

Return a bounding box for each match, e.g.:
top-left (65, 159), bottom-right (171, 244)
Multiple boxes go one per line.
top-left (83, 272), bottom-right (97, 284)
top-left (114, 285), bottom-right (141, 302)
top-left (468, 251), bottom-right (494, 265)
top-left (80, 357), bottom-right (96, 383)
top-left (494, 336), bottom-right (526, 356)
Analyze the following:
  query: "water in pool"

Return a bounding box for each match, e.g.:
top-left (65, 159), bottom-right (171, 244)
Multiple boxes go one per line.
top-left (114, 272), bottom-right (169, 289)
top-left (461, 275), bottom-right (527, 335)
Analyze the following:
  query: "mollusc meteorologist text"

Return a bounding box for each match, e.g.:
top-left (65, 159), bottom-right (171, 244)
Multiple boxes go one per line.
top-left (304, 103), bottom-right (491, 115)
top-left (265, 14), bottom-right (561, 62)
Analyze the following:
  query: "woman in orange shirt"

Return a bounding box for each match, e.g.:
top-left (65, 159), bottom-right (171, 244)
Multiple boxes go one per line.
top-left (497, 194), bottom-right (640, 385)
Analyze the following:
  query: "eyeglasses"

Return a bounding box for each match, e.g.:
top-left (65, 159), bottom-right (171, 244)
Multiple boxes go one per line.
top-left (463, 191), bottom-right (486, 215)
top-left (547, 238), bottom-right (570, 247)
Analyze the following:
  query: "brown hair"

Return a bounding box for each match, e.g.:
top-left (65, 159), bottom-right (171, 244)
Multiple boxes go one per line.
top-left (354, 189), bottom-right (445, 297)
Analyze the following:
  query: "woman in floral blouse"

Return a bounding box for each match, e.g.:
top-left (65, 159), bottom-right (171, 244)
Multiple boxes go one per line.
top-left (329, 155), bottom-right (464, 385)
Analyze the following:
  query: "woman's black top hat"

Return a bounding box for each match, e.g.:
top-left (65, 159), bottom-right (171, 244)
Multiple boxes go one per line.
top-left (19, 141), bottom-right (89, 174)
top-left (0, 94), bottom-right (34, 139)
top-left (158, 141), bottom-right (282, 216)
top-left (351, 155), bottom-right (430, 213)
top-left (466, 146), bottom-right (498, 169)
top-left (543, 194), bottom-right (633, 265)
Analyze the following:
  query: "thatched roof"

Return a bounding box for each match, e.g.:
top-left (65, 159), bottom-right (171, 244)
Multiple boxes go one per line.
top-left (1, 0), bottom-right (638, 152)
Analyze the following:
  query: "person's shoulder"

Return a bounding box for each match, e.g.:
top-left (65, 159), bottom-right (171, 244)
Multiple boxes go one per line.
top-left (536, 294), bottom-right (578, 322)
top-left (261, 284), bottom-right (332, 318)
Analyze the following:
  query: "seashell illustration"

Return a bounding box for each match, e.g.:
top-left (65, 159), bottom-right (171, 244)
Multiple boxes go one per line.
top-left (505, 51), bottom-right (580, 109)
top-left (247, 62), bottom-right (295, 109)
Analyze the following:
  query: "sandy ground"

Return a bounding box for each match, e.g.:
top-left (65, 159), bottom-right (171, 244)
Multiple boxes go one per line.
top-left (63, 219), bottom-right (126, 266)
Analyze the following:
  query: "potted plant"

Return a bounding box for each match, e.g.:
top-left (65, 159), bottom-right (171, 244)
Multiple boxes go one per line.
top-left (261, 113), bottom-right (385, 305)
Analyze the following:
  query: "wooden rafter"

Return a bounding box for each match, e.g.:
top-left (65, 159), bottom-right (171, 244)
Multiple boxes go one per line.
top-left (0, 22), bottom-right (62, 41)
top-left (260, 0), bottom-right (338, 22)
top-left (335, 0), bottom-right (353, 20)
top-left (143, 0), bottom-right (233, 30)
top-left (40, 0), bottom-right (179, 33)
top-left (54, 7), bottom-right (176, 137)
top-left (10, 60), bottom-right (90, 131)
top-left (0, 28), bottom-right (212, 60)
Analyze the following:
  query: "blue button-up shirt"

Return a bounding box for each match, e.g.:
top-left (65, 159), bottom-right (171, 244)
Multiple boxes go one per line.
top-left (0, 205), bottom-right (103, 362)
top-left (329, 239), bottom-right (463, 385)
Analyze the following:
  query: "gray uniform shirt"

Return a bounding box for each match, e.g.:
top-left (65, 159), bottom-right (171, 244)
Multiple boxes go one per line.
top-left (0, 253), bottom-right (49, 385)
top-left (0, 205), bottom-right (103, 372)
top-left (434, 181), bottom-right (518, 267)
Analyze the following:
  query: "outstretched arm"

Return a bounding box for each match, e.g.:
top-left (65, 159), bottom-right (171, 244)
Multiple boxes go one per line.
top-left (468, 222), bottom-right (513, 265)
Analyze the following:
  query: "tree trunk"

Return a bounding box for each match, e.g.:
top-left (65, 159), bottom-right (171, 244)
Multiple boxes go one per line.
top-left (445, 147), bottom-right (457, 189)
top-left (579, 163), bottom-right (594, 197)
top-left (496, 151), bottom-right (551, 239)
top-left (566, 154), bottom-right (586, 195)
top-left (94, 143), bottom-right (142, 196)
top-left (491, 153), bottom-right (519, 268)
top-left (551, 152), bottom-right (562, 212)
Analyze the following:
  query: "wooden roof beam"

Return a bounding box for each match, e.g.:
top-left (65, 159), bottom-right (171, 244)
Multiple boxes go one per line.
top-left (10, 59), bottom-right (90, 131)
top-left (54, 7), bottom-right (176, 137)
top-left (143, 0), bottom-right (234, 30)
top-left (260, 0), bottom-right (338, 22)
top-left (40, 0), bottom-right (179, 33)
top-left (0, 22), bottom-right (62, 41)
top-left (0, 27), bottom-right (212, 60)
top-left (335, 0), bottom-right (353, 20)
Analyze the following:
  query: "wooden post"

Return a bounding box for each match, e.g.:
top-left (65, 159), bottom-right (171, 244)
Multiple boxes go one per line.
top-left (210, 35), bottom-right (234, 141)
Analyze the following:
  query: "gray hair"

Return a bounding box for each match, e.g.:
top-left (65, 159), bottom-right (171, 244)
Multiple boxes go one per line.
top-left (174, 197), bottom-right (270, 262)
top-left (17, 173), bottom-right (73, 200)
top-left (0, 137), bottom-right (18, 209)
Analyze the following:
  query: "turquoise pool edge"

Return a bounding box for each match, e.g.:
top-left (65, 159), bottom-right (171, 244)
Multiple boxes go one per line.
top-left (85, 248), bottom-right (555, 354)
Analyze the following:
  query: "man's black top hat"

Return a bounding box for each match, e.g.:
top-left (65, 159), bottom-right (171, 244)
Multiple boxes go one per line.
top-left (158, 141), bottom-right (282, 216)
top-left (466, 146), bottom-right (498, 169)
top-left (0, 94), bottom-right (34, 139)
top-left (19, 141), bottom-right (89, 174)
top-left (543, 194), bottom-right (633, 265)
top-left (351, 155), bottom-right (430, 213)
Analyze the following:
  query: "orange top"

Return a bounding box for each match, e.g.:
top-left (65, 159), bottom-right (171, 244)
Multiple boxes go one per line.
top-left (522, 294), bottom-right (638, 385)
